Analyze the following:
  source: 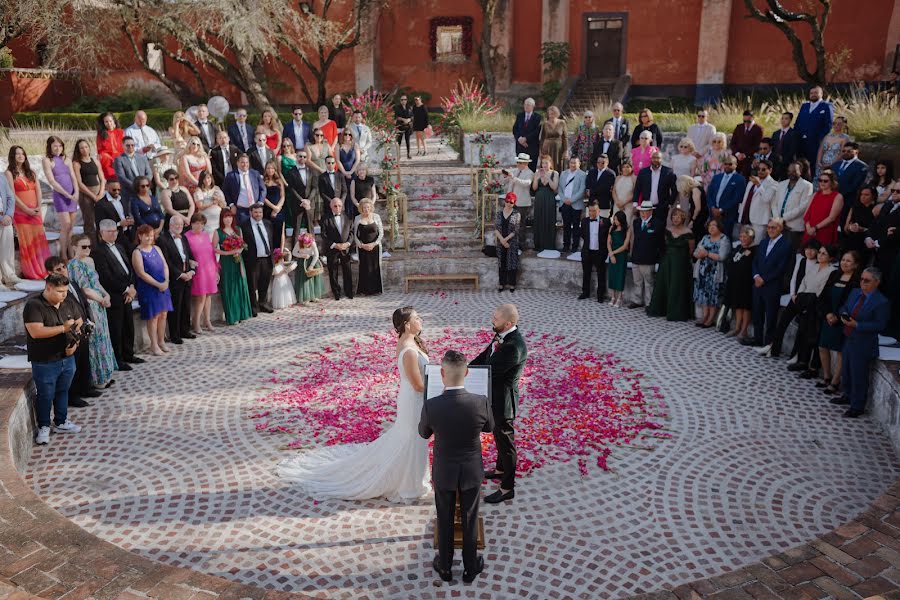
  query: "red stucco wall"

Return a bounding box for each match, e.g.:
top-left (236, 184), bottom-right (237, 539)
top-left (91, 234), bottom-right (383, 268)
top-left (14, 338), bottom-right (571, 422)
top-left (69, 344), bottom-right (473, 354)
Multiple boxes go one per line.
top-left (511, 0), bottom-right (543, 83)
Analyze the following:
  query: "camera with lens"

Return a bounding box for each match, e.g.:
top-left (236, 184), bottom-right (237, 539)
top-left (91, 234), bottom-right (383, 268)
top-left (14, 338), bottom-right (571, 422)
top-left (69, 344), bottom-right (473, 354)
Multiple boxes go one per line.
top-left (66, 320), bottom-right (95, 348)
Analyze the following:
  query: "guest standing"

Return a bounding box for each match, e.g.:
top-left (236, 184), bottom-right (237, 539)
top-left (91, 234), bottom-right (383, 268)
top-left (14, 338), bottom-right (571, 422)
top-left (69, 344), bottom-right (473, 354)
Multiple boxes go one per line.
top-left (495, 193), bottom-right (521, 292)
top-left (586, 154), bottom-right (616, 218)
top-left (795, 86), bottom-right (834, 163)
top-left (169, 111), bottom-right (201, 156)
top-left (321, 198), bottom-right (354, 300)
top-left (612, 161), bottom-right (636, 222)
top-left (802, 169), bottom-right (843, 246)
top-left (262, 160), bottom-right (286, 249)
top-left (539, 106), bottom-right (567, 175)
top-left (179, 137), bottom-right (212, 193)
top-left (0, 172), bottom-right (17, 287)
top-left (570, 112), bottom-right (599, 170)
top-left (113, 138), bottom-right (153, 204)
top-left (72, 139), bottom-right (105, 246)
top-left (738, 159), bottom-right (778, 243)
top-left (513, 98), bottom-right (541, 171)
top-left (730, 110), bottom-right (764, 177)
top-left (131, 224), bottom-right (173, 356)
top-left (531, 156), bottom-right (559, 252)
top-left (43, 136), bottom-right (79, 260)
top-left (412, 96), bottom-right (430, 157)
top-left (604, 102), bottom-right (630, 145)
top-left (257, 109), bottom-right (282, 154)
top-left (672, 138), bottom-right (698, 178)
top-left (774, 161), bottom-right (815, 249)
top-left (699, 132), bottom-right (732, 188)
top-left (193, 170), bottom-right (226, 235)
top-left (93, 219), bottom-right (140, 370)
top-left (240, 203), bottom-right (276, 314)
top-left (743, 218), bottom-right (792, 348)
top-left (158, 215), bottom-right (196, 344)
top-left (590, 123), bottom-right (624, 174)
top-left (394, 95), bottom-right (414, 160)
top-left (671, 175), bottom-right (705, 236)
top-left (185, 213), bottom-right (218, 334)
top-left (160, 169), bottom-right (195, 225)
top-left (578, 202), bottom-right (610, 302)
top-left (337, 132), bottom-right (360, 219)
top-left (606, 210), bottom-right (631, 307)
top-left (67, 234), bottom-right (117, 387)
top-left (630, 131), bottom-right (658, 173)
top-left (647, 208), bottom-right (694, 321)
top-left (291, 233), bottom-right (324, 304)
top-left (556, 157), bottom-right (586, 252)
top-left (504, 154), bottom-right (534, 247)
top-left (6, 146), bottom-right (50, 280)
top-left (707, 156), bottom-right (746, 241)
top-left (353, 198), bottom-right (384, 296)
top-left (724, 227), bottom-right (757, 340)
top-left (209, 131), bottom-right (239, 188)
top-left (628, 202), bottom-right (663, 309)
top-left (215, 209), bottom-right (253, 324)
top-left (843, 187), bottom-right (878, 261)
top-left (814, 116), bottom-right (850, 178)
top-left (693, 218), bottom-right (731, 327)
top-left (313, 106), bottom-right (339, 153)
top-left (630, 109), bottom-right (663, 148)
top-left (688, 110), bottom-right (717, 156)
top-left (130, 176), bottom-right (164, 235)
top-left (96, 112), bottom-right (125, 182)
top-left (350, 164), bottom-right (377, 221)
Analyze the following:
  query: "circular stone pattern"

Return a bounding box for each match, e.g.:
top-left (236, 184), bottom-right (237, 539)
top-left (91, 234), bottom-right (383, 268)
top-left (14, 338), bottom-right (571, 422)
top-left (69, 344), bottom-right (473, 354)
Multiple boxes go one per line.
top-left (22, 290), bottom-right (899, 599)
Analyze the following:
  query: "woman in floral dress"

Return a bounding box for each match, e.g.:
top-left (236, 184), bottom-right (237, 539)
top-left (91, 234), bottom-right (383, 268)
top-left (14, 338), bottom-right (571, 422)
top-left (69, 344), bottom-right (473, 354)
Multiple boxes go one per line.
top-left (693, 218), bottom-right (730, 327)
top-left (698, 132), bottom-right (732, 188)
top-left (569, 112), bottom-right (599, 170)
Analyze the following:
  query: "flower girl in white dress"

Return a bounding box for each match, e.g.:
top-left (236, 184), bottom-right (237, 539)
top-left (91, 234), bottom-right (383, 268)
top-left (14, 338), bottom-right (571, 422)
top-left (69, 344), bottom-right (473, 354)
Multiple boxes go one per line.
top-left (270, 248), bottom-right (297, 309)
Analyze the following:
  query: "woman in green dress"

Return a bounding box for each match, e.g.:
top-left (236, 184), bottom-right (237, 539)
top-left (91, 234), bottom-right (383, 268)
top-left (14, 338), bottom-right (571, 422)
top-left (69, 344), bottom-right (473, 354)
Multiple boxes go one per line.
top-left (279, 138), bottom-right (299, 234)
top-left (647, 208), bottom-right (695, 321)
top-left (292, 232), bottom-right (325, 303)
top-left (530, 155), bottom-right (559, 252)
top-left (214, 209), bottom-right (253, 325)
top-left (606, 210), bottom-right (631, 306)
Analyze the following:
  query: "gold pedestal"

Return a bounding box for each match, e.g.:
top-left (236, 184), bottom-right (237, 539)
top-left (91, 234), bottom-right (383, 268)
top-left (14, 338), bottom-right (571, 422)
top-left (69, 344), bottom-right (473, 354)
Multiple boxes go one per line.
top-left (432, 491), bottom-right (485, 550)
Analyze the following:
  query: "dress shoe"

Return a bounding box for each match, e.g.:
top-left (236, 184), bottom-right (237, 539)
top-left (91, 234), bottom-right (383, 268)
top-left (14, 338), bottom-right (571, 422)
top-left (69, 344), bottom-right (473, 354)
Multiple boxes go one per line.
top-left (116, 363), bottom-right (133, 372)
top-left (432, 556), bottom-right (452, 582)
top-left (463, 556), bottom-right (484, 583)
top-left (484, 489), bottom-right (515, 504)
top-left (82, 389), bottom-right (102, 398)
top-left (183, 332), bottom-right (196, 340)
top-left (787, 363), bottom-right (806, 372)
top-left (577, 294), bottom-right (589, 300)
top-left (346, 295), bottom-right (354, 300)
top-left (69, 397), bottom-right (91, 408)
top-left (740, 338), bottom-right (763, 347)
top-left (126, 357), bottom-right (146, 364)
top-left (786, 355), bottom-right (798, 366)
top-left (843, 409), bottom-right (863, 418)
top-left (260, 305), bottom-right (274, 313)
top-left (830, 396), bottom-right (850, 405)
top-left (171, 339), bottom-right (184, 345)
top-left (483, 470), bottom-right (504, 480)
top-left (626, 302), bottom-right (643, 309)
top-left (251, 311), bottom-right (259, 317)
top-left (799, 370), bottom-right (817, 379)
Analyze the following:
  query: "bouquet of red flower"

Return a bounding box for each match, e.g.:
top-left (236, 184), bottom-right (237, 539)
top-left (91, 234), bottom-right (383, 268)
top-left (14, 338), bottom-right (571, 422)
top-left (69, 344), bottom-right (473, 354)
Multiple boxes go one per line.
top-left (222, 235), bottom-right (247, 263)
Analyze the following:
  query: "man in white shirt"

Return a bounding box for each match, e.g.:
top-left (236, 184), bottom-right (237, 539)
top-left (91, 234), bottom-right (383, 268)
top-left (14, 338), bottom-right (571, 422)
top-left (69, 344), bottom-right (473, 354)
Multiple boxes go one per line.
top-left (240, 204), bottom-right (275, 314)
top-left (772, 161), bottom-right (814, 250)
top-left (687, 110), bottom-right (717, 157)
top-left (194, 104), bottom-right (218, 152)
top-left (738, 159), bottom-right (778, 243)
top-left (349, 110), bottom-right (373, 161)
top-left (557, 158), bottom-right (587, 252)
top-left (158, 215), bottom-right (197, 343)
top-left (503, 153), bottom-right (533, 247)
top-left (94, 219), bottom-right (141, 369)
top-left (603, 102), bottom-right (630, 145)
top-left (124, 110), bottom-right (161, 156)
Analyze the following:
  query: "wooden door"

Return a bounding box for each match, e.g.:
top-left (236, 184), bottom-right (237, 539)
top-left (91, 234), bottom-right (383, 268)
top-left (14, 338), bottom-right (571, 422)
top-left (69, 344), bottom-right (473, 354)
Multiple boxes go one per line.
top-left (585, 18), bottom-right (623, 79)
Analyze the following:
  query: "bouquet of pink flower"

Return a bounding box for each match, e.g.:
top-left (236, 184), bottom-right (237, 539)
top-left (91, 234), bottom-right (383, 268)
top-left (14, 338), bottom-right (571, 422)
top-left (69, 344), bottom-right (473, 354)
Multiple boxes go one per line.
top-left (222, 235), bottom-right (247, 263)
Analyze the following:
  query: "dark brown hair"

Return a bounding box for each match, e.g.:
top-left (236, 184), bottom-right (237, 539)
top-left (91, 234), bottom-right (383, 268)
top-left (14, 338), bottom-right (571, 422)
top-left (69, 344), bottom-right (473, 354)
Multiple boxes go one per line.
top-left (392, 306), bottom-right (427, 354)
top-left (6, 146), bottom-right (35, 181)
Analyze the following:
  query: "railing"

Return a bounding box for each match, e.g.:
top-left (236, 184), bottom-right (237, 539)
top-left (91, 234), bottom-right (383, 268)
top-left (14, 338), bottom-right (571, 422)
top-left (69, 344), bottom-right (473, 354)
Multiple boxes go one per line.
top-left (471, 166), bottom-right (503, 242)
top-left (378, 140), bottom-right (407, 251)
top-left (480, 193), bottom-right (500, 244)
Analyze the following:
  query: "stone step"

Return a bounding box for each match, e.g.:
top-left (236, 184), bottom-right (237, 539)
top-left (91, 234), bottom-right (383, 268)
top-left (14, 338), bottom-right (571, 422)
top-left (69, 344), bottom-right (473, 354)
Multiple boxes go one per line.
top-left (407, 210), bottom-right (473, 225)
top-left (406, 197), bottom-right (476, 210)
top-left (404, 183), bottom-right (475, 198)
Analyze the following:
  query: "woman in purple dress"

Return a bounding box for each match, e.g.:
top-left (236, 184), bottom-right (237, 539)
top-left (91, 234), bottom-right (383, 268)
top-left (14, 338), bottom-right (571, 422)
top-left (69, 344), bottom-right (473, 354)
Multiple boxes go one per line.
top-left (42, 136), bottom-right (79, 260)
top-left (132, 224), bottom-right (173, 356)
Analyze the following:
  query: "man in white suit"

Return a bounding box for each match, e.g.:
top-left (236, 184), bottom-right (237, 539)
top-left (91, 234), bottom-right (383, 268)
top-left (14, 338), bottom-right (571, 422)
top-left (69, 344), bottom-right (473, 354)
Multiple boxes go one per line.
top-left (348, 110), bottom-right (373, 161)
top-left (738, 159), bottom-right (778, 244)
top-left (503, 153), bottom-right (534, 248)
top-left (772, 160), bottom-right (814, 250)
top-left (556, 157), bottom-right (587, 252)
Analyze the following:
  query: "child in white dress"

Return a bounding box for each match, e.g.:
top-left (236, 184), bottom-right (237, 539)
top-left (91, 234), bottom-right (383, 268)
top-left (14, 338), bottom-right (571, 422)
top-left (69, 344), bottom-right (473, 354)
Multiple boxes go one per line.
top-left (270, 248), bottom-right (297, 309)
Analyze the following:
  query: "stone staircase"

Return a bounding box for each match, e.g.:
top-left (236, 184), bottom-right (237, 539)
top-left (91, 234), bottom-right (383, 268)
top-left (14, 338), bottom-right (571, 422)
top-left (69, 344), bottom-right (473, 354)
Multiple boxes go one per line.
top-left (563, 77), bottom-right (616, 117)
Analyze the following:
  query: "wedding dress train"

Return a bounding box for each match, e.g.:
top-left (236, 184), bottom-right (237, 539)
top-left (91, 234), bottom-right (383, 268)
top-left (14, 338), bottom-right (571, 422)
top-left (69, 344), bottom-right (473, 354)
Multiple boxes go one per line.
top-left (277, 346), bottom-right (432, 503)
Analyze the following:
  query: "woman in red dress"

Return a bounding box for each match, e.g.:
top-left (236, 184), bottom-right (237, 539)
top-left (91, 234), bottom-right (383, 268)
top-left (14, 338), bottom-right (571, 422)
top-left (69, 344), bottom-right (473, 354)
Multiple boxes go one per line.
top-left (258, 109), bottom-right (282, 155)
top-left (313, 105), bottom-right (338, 153)
top-left (4, 146), bottom-right (50, 280)
top-left (96, 112), bottom-right (125, 181)
top-left (802, 169), bottom-right (844, 245)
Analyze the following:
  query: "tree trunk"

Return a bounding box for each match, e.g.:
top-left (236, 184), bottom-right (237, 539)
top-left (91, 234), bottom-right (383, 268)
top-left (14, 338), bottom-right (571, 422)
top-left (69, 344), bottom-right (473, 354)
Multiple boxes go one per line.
top-left (235, 55), bottom-right (273, 110)
top-left (479, 0), bottom-right (498, 96)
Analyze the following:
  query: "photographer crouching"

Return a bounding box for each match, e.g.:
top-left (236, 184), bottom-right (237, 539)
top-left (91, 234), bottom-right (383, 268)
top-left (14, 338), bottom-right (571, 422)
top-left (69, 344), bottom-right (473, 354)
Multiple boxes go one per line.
top-left (23, 273), bottom-right (87, 445)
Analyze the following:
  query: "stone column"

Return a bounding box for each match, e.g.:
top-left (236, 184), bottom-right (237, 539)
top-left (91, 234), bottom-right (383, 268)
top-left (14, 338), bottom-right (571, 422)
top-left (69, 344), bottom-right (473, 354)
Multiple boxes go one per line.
top-left (540, 0), bottom-right (569, 83)
top-left (354, 4), bottom-right (381, 93)
top-left (492, 0), bottom-right (513, 93)
top-left (694, 0), bottom-right (733, 105)
top-left (885, 1), bottom-right (900, 75)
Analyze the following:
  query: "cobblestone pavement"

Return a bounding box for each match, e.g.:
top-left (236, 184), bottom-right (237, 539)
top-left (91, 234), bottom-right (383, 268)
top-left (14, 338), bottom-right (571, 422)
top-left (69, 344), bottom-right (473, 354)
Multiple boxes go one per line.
top-left (21, 290), bottom-right (899, 599)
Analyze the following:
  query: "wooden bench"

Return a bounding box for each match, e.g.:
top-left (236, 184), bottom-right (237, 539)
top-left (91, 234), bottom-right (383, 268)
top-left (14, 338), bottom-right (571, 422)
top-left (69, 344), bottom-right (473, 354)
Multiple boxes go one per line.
top-left (404, 273), bottom-right (480, 293)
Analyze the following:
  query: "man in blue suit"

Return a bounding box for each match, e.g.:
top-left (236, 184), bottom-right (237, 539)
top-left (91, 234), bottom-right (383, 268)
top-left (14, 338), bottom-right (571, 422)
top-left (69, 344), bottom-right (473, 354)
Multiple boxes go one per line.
top-left (222, 154), bottom-right (267, 224)
top-left (227, 108), bottom-right (255, 154)
top-left (707, 156), bottom-right (746, 239)
top-left (743, 218), bottom-right (792, 349)
top-left (512, 98), bottom-right (541, 171)
top-left (282, 106), bottom-right (312, 152)
top-left (794, 86), bottom-right (834, 163)
top-left (830, 141), bottom-right (869, 221)
top-left (832, 267), bottom-right (890, 418)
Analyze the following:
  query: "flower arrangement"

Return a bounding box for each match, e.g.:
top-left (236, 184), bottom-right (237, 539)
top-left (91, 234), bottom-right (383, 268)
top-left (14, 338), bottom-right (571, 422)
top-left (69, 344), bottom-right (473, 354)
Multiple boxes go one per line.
top-left (482, 178), bottom-right (504, 195)
top-left (435, 78), bottom-right (501, 141)
top-left (472, 130), bottom-right (493, 146)
top-left (343, 89), bottom-right (397, 140)
top-left (480, 153), bottom-right (500, 169)
top-left (221, 235), bottom-right (247, 263)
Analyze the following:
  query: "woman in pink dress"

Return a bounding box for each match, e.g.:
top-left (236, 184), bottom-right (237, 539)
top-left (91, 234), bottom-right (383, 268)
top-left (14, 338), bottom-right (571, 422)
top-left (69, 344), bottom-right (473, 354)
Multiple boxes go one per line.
top-left (630, 130), bottom-right (659, 172)
top-left (185, 212), bottom-right (219, 333)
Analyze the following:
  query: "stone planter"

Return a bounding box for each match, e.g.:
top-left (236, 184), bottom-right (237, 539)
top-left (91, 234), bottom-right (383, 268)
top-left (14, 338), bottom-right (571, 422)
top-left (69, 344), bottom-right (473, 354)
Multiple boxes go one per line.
top-left (461, 132), bottom-right (517, 167)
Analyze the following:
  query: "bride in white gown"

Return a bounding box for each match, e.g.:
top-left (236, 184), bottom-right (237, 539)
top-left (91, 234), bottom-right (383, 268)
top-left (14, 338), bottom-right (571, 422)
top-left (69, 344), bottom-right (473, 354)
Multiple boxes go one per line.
top-left (277, 306), bottom-right (432, 503)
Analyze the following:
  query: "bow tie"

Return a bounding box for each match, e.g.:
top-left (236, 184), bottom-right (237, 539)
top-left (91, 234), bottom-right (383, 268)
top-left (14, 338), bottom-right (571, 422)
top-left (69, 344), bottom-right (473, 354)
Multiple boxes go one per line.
top-left (589, 219), bottom-right (598, 222)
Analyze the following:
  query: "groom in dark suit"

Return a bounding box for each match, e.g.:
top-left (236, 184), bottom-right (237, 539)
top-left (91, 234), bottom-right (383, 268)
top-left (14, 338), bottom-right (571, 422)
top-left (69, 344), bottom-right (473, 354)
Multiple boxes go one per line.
top-left (470, 304), bottom-right (527, 504)
top-left (321, 197), bottom-right (354, 300)
top-left (419, 350), bottom-right (493, 583)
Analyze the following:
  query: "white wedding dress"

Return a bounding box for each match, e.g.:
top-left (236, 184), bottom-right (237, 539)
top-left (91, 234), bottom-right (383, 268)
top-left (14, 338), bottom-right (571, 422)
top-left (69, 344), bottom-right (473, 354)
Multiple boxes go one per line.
top-left (277, 346), bottom-right (432, 502)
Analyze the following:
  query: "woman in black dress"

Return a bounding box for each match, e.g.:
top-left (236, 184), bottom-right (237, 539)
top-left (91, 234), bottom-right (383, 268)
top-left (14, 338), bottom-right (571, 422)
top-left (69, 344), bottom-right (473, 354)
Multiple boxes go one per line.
top-left (72, 138), bottom-right (105, 245)
top-left (159, 168), bottom-right (194, 227)
top-left (723, 226), bottom-right (756, 340)
top-left (495, 193), bottom-right (521, 292)
top-left (394, 95), bottom-right (414, 160)
top-left (412, 96), bottom-right (430, 157)
top-left (350, 164), bottom-right (377, 216)
top-left (842, 186), bottom-right (877, 262)
top-left (630, 108), bottom-right (663, 148)
top-left (353, 198), bottom-right (383, 295)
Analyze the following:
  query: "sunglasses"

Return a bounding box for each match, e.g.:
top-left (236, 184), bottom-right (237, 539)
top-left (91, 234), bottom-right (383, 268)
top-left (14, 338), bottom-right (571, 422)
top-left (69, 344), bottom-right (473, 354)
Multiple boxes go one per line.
top-left (77, 244), bottom-right (91, 249)
top-left (697, 114), bottom-right (707, 118)
top-left (818, 178), bottom-right (830, 183)
top-left (298, 155), bottom-right (307, 159)
top-left (891, 189), bottom-right (900, 193)
top-left (139, 184), bottom-right (150, 188)
top-left (315, 133), bottom-right (324, 137)
top-left (860, 277), bottom-right (875, 282)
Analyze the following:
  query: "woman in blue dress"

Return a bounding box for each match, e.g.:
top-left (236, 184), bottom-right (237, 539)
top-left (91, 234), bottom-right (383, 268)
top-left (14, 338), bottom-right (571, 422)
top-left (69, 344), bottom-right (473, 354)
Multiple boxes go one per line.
top-left (131, 224), bottom-right (173, 356)
top-left (692, 218), bottom-right (730, 327)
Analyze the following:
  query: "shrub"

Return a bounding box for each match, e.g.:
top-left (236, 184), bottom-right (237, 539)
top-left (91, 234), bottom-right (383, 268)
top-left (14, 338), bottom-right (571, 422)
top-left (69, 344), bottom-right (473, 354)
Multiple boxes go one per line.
top-left (0, 47), bottom-right (13, 69)
top-left (541, 81), bottom-right (562, 106)
top-left (436, 78), bottom-right (501, 140)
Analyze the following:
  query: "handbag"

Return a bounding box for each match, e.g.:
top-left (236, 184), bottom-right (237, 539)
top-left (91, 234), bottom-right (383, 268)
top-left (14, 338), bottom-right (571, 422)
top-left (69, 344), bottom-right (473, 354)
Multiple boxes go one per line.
top-left (424, 125), bottom-right (434, 139)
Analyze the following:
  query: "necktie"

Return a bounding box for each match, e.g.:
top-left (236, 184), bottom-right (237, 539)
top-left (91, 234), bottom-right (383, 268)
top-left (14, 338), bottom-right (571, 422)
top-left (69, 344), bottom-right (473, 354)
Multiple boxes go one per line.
top-left (840, 161), bottom-right (848, 174)
top-left (741, 185), bottom-right (756, 225)
top-left (641, 221), bottom-right (648, 231)
top-left (589, 219), bottom-right (598, 222)
top-left (244, 172), bottom-right (254, 203)
top-left (491, 333), bottom-right (501, 354)
top-left (780, 183), bottom-right (793, 216)
top-left (525, 113), bottom-right (530, 124)
top-left (716, 174), bottom-right (730, 206)
top-left (843, 294), bottom-right (867, 337)
top-left (776, 132), bottom-right (784, 154)
top-left (256, 222), bottom-right (270, 255)
top-left (356, 125), bottom-right (362, 140)
top-left (240, 126), bottom-right (248, 149)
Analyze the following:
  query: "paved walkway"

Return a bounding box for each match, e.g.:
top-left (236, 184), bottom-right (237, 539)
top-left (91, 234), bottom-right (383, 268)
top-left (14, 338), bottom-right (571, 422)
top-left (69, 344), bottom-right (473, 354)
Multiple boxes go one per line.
top-left (19, 289), bottom-right (899, 598)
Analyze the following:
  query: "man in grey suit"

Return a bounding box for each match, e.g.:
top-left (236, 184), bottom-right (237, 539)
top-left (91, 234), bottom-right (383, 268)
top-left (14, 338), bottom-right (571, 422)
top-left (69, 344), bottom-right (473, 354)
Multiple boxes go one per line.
top-left (557, 157), bottom-right (587, 252)
top-left (113, 137), bottom-right (153, 201)
top-left (419, 350), bottom-right (493, 584)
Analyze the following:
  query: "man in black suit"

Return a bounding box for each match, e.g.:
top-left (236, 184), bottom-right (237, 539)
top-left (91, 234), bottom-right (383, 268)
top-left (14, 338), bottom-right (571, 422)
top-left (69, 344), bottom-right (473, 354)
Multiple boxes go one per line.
top-left (45, 257), bottom-right (97, 407)
top-left (470, 303), bottom-right (527, 504)
top-left (94, 219), bottom-right (142, 371)
top-left (628, 201), bottom-right (664, 309)
top-left (283, 150), bottom-right (314, 231)
top-left (318, 156), bottom-right (347, 221)
top-left (512, 98), bottom-right (541, 171)
top-left (578, 202), bottom-right (611, 302)
top-left (240, 203), bottom-right (275, 314)
top-left (418, 350), bottom-right (493, 584)
top-left (210, 130), bottom-right (240, 187)
top-left (248, 131), bottom-right (275, 174)
top-left (866, 186), bottom-right (900, 286)
top-left (590, 123), bottom-right (624, 173)
top-left (158, 215), bottom-right (197, 343)
top-left (603, 102), bottom-right (630, 145)
top-left (194, 104), bottom-right (219, 153)
top-left (751, 138), bottom-right (781, 183)
top-left (831, 141), bottom-right (869, 222)
top-left (585, 154), bottom-right (616, 216)
top-left (227, 108), bottom-right (254, 154)
top-left (770, 112), bottom-right (799, 180)
top-left (633, 151), bottom-right (676, 211)
top-left (320, 197), bottom-right (354, 300)
top-left (93, 181), bottom-right (134, 251)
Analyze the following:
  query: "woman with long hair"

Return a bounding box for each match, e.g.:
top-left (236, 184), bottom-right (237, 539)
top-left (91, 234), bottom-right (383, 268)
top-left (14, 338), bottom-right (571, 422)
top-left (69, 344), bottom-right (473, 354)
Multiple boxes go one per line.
top-left (539, 105), bottom-right (567, 174)
top-left (312, 105), bottom-right (338, 153)
top-left (42, 136), bottom-right (79, 260)
top-left (630, 108), bottom-right (663, 148)
top-left (5, 146), bottom-right (50, 280)
top-left (169, 110), bottom-right (200, 156)
top-left (179, 136), bottom-right (211, 193)
top-left (193, 170), bottom-right (226, 235)
top-left (72, 139), bottom-right (105, 245)
top-left (258, 109), bottom-right (282, 154)
top-left (214, 209), bottom-right (253, 325)
top-left (96, 112), bottom-right (124, 181)
top-left (815, 116), bottom-right (850, 178)
top-left (262, 160), bottom-right (286, 248)
top-left (802, 169), bottom-right (843, 246)
top-left (699, 132), bottom-right (731, 188)
top-left (185, 213), bottom-right (219, 334)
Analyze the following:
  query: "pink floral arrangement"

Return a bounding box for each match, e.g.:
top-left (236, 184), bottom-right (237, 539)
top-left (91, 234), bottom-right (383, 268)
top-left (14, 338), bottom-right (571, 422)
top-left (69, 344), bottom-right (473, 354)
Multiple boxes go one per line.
top-left (221, 235), bottom-right (247, 263)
